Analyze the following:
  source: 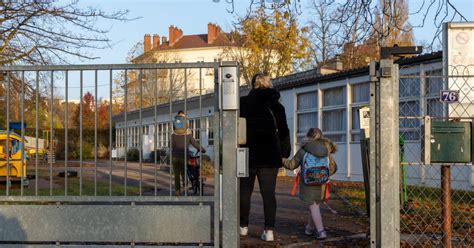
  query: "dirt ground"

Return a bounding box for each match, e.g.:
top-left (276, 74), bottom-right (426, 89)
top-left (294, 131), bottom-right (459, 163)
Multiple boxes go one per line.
top-left (241, 177), bottom-right (369, 248)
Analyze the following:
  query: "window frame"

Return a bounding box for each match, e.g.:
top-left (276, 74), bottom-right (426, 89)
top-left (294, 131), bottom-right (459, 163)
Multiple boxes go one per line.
top-left (296, 91), bottom-right (318, 142)
top-left (321, 87), bottom-right (347, 142)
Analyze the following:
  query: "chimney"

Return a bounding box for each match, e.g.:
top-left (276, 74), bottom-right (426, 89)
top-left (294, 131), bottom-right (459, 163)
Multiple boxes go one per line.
top-left (169, 25), bottom-right (183, 46)
top-left (207, 23), bottom-right (221, 44)
top-left (162, 36), bottom-right (168, 46)
top-left (153, 34), bottom-right (160, 48)
top-left (144, 34), bottom-right (152, 52)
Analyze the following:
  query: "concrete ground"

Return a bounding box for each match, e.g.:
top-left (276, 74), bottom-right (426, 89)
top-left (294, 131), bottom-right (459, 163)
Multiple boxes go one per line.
top-left (241, 177), bottom-right (369, 247)
top-left (5, 161), bottom-right (369, 247)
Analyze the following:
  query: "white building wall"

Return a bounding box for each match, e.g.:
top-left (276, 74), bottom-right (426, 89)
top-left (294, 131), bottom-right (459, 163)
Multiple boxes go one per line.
top-left (278, 61), bottom-right (473, 190)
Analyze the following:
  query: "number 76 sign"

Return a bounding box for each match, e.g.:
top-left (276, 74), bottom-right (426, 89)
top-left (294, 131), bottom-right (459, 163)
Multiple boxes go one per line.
top-left (439, 90), bottom-right (460, 103)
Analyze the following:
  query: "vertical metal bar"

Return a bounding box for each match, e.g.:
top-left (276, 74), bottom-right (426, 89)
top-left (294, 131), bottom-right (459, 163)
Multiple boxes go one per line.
top-left (213, 61), bottom-right (220, 247)
top-left (221, 65), bottom-right (240, 248)
top-left (109, 70), bottom-right (113, 196)
top-left (199, 67), bottom-right (203, 196)
top-left (139, 69), bottom-right (143, 196)
top-left (5, 73), bottom-right (10, 196)
top-left (35, 71), bottom-right (39, 196)
top-left (441, 165), bottom-right (452, 248)
top-left (94, 70), bottom-right (98, 196)
top-left (20, 71), bottom-right (25, 196)
top-left (169, 69), bottom-right (173, 196)
top-left (184, 68), bottom-right (187, 196)
top-left (154, 69), bottom-right (158, 196)
top-left (65, 71), bottom-right (68, 196)
top-left (50, 71), bottom-right (54, 196)
top-left (124, 69), bottom-right (128, 196)
top-left (79, 70), bottom-right (83, 196)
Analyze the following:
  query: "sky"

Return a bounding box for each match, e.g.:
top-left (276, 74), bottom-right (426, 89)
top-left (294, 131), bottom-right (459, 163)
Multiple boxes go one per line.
top-left (56, 0), bottom-right (473, 101)
top-left (71, 0), bottom-right (474, 65)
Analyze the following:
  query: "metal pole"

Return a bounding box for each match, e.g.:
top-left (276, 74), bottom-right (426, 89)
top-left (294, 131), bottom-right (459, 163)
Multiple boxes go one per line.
top-left (35, 71), bottom-right (39, 196)
top-left (441, 165), bottom-right (452, 248)
top-left (221, 65), bottom-right (239, 248)
top-left (213, 61), bottom-right (221, 248)
top-left (94, 70), bottom-right (98, 196)
top-left (50, 71), bottom-right (54, 196)
top-left (80, 70), bottom-right (83, 196)
top-left (109, 69), bottom-right (113, 196)
top-left (369, 59), bottom-right (400, 247)
top-left (6, 73), bottom-right (10, 195)
top-left (20, 71), bottom-right (25, 196)
top-left (65, 71), bottom-right (69, 196)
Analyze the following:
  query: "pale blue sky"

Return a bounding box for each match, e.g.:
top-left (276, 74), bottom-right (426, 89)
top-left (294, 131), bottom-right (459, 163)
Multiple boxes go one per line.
top-left (73, 0), bottom-right (474, 65)
top-left (58, 0), bottom-right (473, 101)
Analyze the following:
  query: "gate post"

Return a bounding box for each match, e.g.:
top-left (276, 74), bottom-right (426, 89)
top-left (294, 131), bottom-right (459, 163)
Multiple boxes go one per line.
top-left (219, 64), bottom-right (240, 248)
top-left (369, 59), bottom-right (400, 247)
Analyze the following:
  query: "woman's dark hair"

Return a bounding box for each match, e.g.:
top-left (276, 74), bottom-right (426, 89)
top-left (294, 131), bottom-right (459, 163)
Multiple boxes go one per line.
top-left (251, 72), bottom-right (265, 86)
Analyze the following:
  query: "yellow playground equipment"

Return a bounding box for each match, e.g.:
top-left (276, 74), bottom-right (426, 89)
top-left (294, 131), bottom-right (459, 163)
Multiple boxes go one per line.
top-left (0, 131), bottom-right (27, 180)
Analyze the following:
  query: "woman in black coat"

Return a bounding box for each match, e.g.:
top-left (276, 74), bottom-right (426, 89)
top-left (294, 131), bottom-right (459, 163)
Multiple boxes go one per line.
top-left (239, 73), bottom-right (291, 241)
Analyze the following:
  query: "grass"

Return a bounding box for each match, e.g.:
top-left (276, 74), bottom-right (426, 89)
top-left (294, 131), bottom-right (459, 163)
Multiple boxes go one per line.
top-left (334, 183), bottom-right (473, 244)
top-left (0, 169), bottom-right (153, 197)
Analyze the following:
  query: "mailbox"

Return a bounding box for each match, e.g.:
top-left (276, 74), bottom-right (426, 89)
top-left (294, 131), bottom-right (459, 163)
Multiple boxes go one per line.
top-left (429, 121), bottom-right (472, 163)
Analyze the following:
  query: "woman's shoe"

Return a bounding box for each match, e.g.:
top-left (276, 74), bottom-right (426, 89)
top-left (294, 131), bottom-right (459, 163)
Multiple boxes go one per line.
top-left (315, 230), bottom-right (327, 240)
top-left (261, 230), bottom-right (274, 242)
top-left (304, 225), bottom-right (314, 236)
top-left (240, 226), bottom-right (248, 236)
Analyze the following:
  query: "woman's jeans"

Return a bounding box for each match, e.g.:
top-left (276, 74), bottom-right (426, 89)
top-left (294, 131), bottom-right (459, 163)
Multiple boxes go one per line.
top-left (240, 167), bottom-right (279, 228)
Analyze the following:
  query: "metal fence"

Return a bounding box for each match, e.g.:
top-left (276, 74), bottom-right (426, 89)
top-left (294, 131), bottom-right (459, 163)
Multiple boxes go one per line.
top-left (398, 65), bottom-right (473, 247)
top-left (0, 61), bottom-right (239, 246)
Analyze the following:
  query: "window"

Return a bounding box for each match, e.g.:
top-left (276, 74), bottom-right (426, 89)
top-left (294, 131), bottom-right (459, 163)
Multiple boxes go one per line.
top-left (189, 119), bottom-right (201, 141)
top-left (322, 87), bottom-right (346, 142)
top-left (207, 117), bottom-right (214, 146)
top-left (425, 69), bottom-right (445, 118)
top-left (399, 74), bottom-right (421, 141)
top-left (296, 91), bottom-right (318, 142)
top-left (156, 122), bottom-right (170, 148)
top-left (351, 83), bottom-right (370, 141)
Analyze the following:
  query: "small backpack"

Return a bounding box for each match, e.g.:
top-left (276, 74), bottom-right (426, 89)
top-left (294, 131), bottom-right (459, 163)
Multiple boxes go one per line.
top-left (301, 152), bottom-right (330, 186)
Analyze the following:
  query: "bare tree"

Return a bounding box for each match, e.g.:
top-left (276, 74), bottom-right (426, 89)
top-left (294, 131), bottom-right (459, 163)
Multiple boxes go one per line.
top-left (0, 0), bottom-right (130, 65)
top-left (307, 0), bottom-right (338, 65)
top-left (112, 44), bottom-right (195, 111)
top-left (223, 0), bottom-right (469, 51)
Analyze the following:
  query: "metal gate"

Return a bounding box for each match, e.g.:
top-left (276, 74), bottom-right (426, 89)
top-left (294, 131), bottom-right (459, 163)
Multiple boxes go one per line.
top-left (0, 61), bottom-right (241, 247)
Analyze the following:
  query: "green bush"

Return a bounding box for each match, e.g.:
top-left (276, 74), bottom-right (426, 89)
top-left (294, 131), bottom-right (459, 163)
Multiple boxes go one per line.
top-left (127, 148), bottom-right (140, 162)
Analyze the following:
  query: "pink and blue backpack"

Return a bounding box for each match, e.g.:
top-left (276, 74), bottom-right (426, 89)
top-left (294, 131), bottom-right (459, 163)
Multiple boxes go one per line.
top-left (301, 152), bottom-right (330, 186)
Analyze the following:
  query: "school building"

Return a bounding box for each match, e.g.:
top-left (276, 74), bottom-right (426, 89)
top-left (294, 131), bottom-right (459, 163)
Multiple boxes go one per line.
top-left (113, 51), bottom-right (474, 190)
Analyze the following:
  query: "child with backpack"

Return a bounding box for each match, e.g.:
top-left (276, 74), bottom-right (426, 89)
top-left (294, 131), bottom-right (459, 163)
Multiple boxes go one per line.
top-left (282, 128), bottom-right (337, 240)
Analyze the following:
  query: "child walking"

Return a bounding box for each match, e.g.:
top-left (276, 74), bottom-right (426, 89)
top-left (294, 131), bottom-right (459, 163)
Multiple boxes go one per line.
top-left (282, 128), bottom-right (337, 240)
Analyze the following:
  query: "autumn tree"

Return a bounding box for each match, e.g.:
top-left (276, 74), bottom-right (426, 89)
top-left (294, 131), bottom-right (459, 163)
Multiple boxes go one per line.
top-left (223, 7), bottom-right (311, 84)
top-left (73, 92), bottom-right (95, 129)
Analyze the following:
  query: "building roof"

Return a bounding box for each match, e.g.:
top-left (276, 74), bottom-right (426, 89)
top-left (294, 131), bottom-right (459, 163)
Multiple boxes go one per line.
top-left (273, 51), bottom-right (442, 90)
top-left (133, 33), bottom-right (234, 62)
top-left (114, 51), bottom-right (443, 122)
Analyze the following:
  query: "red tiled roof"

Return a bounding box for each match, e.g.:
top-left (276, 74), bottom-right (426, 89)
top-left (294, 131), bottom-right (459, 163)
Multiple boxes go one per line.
top-left (134, 33), bottom-right (235, 62)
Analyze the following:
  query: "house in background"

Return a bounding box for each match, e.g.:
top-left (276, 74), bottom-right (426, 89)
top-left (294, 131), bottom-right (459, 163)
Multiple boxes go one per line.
top-left (125, 23), bottom-right (236, 106)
